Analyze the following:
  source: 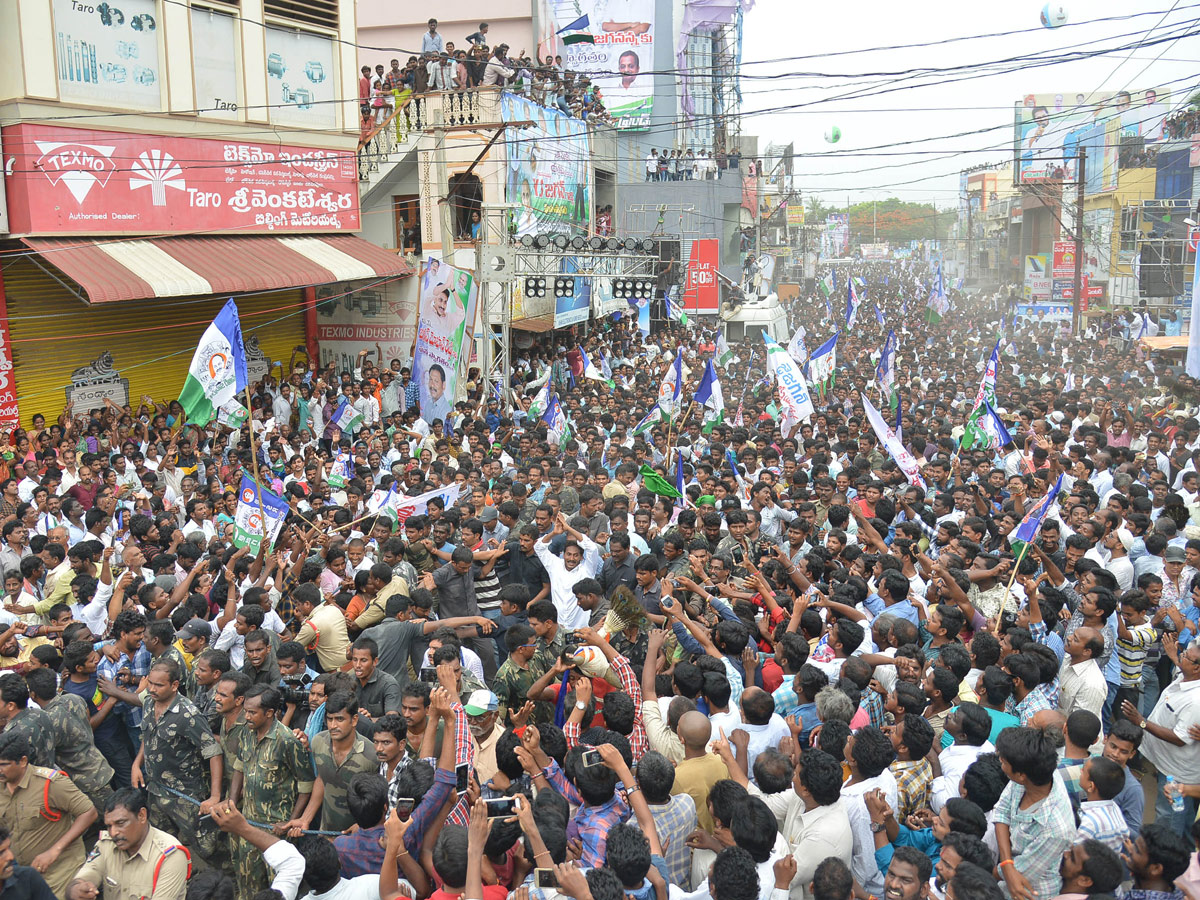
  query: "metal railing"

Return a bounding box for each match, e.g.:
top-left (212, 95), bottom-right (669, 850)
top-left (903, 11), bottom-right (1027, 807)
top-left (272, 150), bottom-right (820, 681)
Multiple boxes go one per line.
top-left (356, 94), bottom-right (426, 181)
top-left (356, 88), bottom-right (508, 182)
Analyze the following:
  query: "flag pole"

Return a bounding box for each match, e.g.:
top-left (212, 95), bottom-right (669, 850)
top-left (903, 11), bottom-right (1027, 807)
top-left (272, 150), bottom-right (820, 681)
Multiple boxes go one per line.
top-left (992, 540), bottom-right (1031, 633)
top-left (244, 385), bottom-right (272, 551)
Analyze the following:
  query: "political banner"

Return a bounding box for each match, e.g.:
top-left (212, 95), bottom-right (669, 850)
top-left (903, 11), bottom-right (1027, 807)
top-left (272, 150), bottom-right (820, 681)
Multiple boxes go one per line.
top-left (542, 0), bottom-right (655, 130)
top-left (232, 476), bottom-right (289, 554)
top-left (413, 257), bottom-right (478, 425)
top-left (502, 95), bottom-right (592, 238)
top-left (764, 332), bottom-right (814, 434)
top-left (861, 393), bottom-right (926, 490)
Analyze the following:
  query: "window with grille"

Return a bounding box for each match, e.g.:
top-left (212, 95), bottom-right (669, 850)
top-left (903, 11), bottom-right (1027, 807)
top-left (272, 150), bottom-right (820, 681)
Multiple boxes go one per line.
top-left (265, 0), bottom-right (337, 31)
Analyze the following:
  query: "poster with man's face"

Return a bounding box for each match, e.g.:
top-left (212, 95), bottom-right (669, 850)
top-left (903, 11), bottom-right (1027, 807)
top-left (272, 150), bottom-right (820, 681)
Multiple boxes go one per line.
top-left (413, 257), bottom-right (476, 424)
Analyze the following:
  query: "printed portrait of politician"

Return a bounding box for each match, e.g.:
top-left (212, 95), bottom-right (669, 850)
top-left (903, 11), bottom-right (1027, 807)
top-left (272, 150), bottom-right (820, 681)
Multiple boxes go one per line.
top-left (597, 0), bottom-right (650, 33)
top-left (422, 363), bottom-right (453, 424)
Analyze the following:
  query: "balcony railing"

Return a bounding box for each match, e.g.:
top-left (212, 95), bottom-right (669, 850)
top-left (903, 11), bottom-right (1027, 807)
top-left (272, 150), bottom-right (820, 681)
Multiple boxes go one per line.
top-left (356, 88), bottom-right (509, 181)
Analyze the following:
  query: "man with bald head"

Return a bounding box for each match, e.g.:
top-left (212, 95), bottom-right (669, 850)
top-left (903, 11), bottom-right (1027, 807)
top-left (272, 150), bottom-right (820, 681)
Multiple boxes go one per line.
top-left (671, 709), bottom-right (729, 831)
top-left (1060, 625), bottom-right (1107, 720)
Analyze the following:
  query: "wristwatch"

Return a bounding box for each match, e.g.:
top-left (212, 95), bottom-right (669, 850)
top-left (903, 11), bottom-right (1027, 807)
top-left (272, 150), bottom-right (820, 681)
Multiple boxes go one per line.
top-left (870, 822), bottom-right (886, 833)
top-left (575, 701), bottom-right (587, 711)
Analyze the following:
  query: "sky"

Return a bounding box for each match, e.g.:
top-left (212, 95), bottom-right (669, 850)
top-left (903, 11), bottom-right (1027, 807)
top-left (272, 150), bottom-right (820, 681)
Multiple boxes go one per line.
top-left (739, 0), bottom-right (1200, 206)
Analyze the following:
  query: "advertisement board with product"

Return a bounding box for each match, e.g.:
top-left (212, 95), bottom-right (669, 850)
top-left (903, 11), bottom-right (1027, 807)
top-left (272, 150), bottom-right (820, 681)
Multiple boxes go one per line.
top-left (3, 123), bottom-right (359, 234)
top-left (681, 238), bottom-right (719, 314)
top-left (543, 0), bottom-right (654, 130)
top-left (264, 26), bottom-right (338, 129)
top-left (1052, 240), bottom-right (1077, 279)
top-left (53, 0), bottom-right (162, 110)
top-left (502, 95), bottom-right (592, 238)
top-left (412, 258), bottom-right (478, 425)
top-left (191, 7), bottom-right (239, 119)
top-left (316, 281), bottom-right (417, 373)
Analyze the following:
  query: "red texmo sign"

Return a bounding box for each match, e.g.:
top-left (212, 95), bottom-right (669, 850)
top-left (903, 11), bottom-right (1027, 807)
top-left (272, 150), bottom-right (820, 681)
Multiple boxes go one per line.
top-left (3, 123), bottom-right (360, 234)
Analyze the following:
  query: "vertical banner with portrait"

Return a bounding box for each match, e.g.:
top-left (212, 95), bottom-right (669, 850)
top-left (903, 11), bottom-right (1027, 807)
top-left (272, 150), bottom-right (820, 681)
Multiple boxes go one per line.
top-left (502, 95), bottom-right (592, 238)
top-left (413, 258), bottom-right (478, 425)
top-left (544, 0), bottom-right (654, 130)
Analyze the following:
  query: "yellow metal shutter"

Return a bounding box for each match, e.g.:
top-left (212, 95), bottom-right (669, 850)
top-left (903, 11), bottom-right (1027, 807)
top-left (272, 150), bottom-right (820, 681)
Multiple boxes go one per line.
top-left (3, 256), bottom-right (307, 427)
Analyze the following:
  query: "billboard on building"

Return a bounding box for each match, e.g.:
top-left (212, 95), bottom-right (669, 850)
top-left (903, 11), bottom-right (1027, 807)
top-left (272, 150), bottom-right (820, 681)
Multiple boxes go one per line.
top-left (191, 8), bottom-right (240, 120)
top-left (541, 0), bottom-right (655, 130)
top-left (53, 0), bottom-right (162, 110)
top-left (2, 123), bottom-right (359, 234)
top-left (315, 281), bottom-right (418, 373)
top-left (682, 239), bottom-right (719, 313)
top-left (820, 214), bottom-right (849, 257)
top-left (1013, 89), bottom-right (1170, 185)
top-left (265, 26), bottom-right (338, 129)
top-left (502, 95), bottom-right (592, 238)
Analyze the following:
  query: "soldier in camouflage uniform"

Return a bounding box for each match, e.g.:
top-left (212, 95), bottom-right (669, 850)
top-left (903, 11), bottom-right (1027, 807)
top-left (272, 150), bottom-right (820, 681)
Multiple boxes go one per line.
top-left (0, 673), bottom-right (55, 768)
top-left (146, 620), bottom-right (195, 700)
top-left (25, 668), bottom-right (114, 812)
top-left (294, 689), bottom-right (377, 834)
top-left (214, 671), bottom-right (250, 798)
top-left (492, 623), bottom-right (553, 725)
top-left (229, 684), bottom-right (313, 900)
top-left (132, 658), bottom-right (222, 863)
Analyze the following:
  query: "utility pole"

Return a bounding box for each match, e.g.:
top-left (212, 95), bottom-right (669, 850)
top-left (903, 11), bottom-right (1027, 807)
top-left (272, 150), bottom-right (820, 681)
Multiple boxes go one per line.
top-left (1072, 146), bottom-right (1087, 334)
top-left (966, 193), bottom-right (973, 284)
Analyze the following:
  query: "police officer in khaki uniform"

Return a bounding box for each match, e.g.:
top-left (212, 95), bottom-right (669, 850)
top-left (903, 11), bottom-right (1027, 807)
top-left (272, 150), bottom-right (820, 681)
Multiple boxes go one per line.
top-left (66, 789), bottom-right (189, 900)
top-left (0, 732), bottom-right (97, 898)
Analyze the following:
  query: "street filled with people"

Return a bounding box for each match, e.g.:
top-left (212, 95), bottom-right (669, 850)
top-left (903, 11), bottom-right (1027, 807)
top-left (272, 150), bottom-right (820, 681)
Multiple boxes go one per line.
top-left (4, 259), bottom-right (1200, 900)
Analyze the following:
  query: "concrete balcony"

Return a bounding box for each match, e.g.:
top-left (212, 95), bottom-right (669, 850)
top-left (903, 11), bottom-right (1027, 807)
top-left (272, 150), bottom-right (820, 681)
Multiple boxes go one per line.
top-left (356, 88), bottom-right (507, 198)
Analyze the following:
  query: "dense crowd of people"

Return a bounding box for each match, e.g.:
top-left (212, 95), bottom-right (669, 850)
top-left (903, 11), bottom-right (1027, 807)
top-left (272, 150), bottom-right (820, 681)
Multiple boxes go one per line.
top-left (359, 19), bottom-right (615, 136)
top-left (5, 257), bottom-right (1200, 900)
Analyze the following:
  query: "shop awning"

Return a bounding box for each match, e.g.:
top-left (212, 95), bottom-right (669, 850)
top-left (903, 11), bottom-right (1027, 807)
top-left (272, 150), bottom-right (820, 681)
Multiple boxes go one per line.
top-left (511, 315), bottom-right (557, 333)
top-left (1140, 336), bottom-right (1189, 351)
top-left (20, 235), bottom-right (413, 304)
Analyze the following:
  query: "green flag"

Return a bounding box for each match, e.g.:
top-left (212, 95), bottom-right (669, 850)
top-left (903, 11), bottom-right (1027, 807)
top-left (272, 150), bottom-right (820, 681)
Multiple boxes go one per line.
top-left (639, 464), bottom-right (682, 499)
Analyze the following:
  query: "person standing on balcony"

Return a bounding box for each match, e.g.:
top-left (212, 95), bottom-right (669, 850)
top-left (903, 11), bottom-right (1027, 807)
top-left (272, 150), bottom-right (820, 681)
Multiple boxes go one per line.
top-left (483, 45), bottom-right (514, 87)
top-left (465, 23), bottom-right (489, 46)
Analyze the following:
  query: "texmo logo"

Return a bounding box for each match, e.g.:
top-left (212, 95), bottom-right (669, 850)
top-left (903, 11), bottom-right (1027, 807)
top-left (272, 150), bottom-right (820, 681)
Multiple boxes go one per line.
top-left (34, 140), bottom-right (118, 204)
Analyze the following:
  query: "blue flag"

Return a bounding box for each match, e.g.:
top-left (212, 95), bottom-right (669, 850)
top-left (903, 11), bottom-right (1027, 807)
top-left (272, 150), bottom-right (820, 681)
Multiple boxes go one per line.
top-left (1012, 474), bottom-right (1065, 546)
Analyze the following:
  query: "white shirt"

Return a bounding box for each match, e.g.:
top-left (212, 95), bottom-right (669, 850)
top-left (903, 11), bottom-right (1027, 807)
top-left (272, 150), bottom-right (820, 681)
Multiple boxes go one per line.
top-left (931, 741), bottom-right (995, 812)
top-left (1141, 676), bottom-right (1200, 782)
top-left (215, 619), bottom-right (246, 669)
top-left (842, 770), bottom-right (899, 896)
top-left (737, 715), bottom-right (792, 779)
top-left (534, 535), bottom-right (602, 629)
top-left (748, 786), bottom-right (854, 900)
top-left (263, 839), bottom-right (306, 900)
top-left (1059, 657), bottom-right (1107, 720)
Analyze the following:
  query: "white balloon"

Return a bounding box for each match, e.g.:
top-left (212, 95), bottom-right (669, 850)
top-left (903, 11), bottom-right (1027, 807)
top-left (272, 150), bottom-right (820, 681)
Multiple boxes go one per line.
top-left (1040, 3), bottom-right (1068, 28)
top-left (824, 126), bottom-right (842, 144)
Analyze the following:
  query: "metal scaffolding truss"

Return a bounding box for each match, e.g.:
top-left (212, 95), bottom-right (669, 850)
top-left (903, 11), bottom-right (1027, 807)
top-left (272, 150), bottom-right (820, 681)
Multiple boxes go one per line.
top-left (511, 251), bottom-right (659, 278)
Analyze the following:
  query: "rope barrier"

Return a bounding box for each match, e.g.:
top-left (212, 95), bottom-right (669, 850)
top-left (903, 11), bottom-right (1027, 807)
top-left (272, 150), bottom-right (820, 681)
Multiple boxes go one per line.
top-left (159, 784), bottom-right (344, 837)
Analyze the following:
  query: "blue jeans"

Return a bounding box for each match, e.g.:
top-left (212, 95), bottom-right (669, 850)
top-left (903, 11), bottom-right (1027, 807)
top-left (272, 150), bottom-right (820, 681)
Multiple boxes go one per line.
top-left (1156, 771), bottom-right (1198, 837)
top-left (1102, 680), bottom-right (1120, 732)
top-left (482, 607), bottom-right (503, 670)
top-left (1142, 664), bottom-right (1162, 717)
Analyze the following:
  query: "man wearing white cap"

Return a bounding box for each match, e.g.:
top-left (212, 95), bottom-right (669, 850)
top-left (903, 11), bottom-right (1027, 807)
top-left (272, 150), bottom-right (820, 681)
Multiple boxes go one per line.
top-left (464, 690), bottom-right (501, 784)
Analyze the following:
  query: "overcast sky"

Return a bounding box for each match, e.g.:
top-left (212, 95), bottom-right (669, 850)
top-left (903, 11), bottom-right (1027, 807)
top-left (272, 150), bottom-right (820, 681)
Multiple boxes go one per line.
top-left (739, 0), bottom-right (1200, 207)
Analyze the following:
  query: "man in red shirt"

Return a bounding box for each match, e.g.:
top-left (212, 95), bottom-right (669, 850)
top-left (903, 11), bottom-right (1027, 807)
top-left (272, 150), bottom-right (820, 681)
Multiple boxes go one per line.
top-left (64, 466), bottom-right (99, 511)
